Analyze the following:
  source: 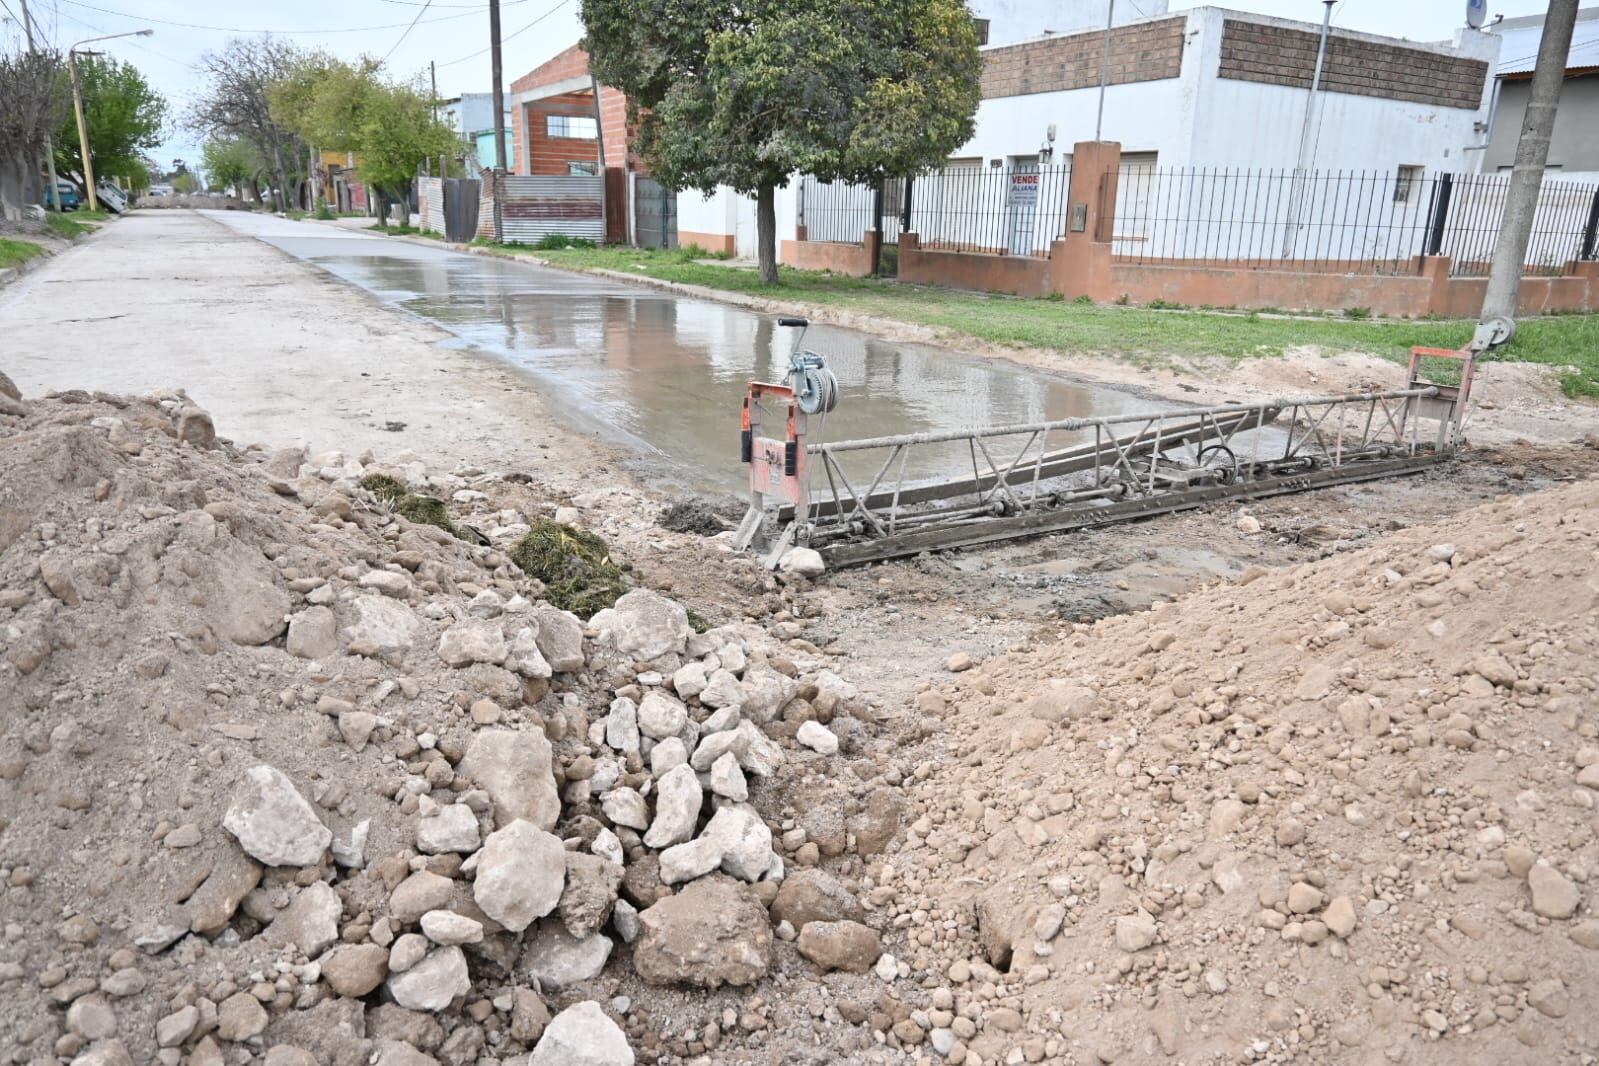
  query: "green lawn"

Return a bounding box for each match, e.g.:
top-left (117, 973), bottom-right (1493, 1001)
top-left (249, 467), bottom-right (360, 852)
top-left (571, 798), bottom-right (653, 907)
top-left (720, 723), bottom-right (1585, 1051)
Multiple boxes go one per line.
top-left (525, 245), bottom-right (1599, 399)
top-left (0, 238), bottom-right (45, 269)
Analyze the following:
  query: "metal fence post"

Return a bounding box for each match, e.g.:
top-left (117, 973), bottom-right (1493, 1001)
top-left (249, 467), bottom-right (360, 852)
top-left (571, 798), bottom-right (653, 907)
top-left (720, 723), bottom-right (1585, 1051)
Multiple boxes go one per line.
top-left (1581, 187), bottom-right (1599, 261)
top-left (902, 176), bottom-right (914, 234)
top-left (1424, 173), bottom-right (1454, 257)
top-left (870, 178), bottom-right (885, 276)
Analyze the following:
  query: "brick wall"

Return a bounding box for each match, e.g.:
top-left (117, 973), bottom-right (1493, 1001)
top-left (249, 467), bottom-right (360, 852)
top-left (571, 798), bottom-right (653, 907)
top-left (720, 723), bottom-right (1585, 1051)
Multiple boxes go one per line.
top-left (1217, 19), bottom-right (1488, 110)
top-left (508, 44), bottom-right (637, 176)
top-left (979, 17), bottom-right (1186, 99)
top-left (510, 43), bottom-right (589, 95)
top-left (525, 94), bottom-right (603, 176)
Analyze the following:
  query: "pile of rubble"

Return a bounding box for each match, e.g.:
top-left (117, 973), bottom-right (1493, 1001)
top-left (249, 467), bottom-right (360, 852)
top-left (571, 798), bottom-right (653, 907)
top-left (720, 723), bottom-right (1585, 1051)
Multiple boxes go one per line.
top-left (880, 477), bottom-right (1599, 1063)
top-left (0, 381), bottom-right (904, 1065)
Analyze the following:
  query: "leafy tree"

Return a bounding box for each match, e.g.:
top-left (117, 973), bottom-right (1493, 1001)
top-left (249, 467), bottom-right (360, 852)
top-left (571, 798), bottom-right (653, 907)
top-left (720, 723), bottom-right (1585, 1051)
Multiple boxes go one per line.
top-left (54, 54), bottom-right (167, 194)
top-left (582, 0), bottom-right (981, 282)
top-left (190, 37), bottom-right (307, 212)
top-left (269, 57), bottom-right (456, 213)
top-left (349, 82), bottom-right (458, 199)
top-left (201, 136), bottom-right (259, 197)
top-left (0, 46), bottom-right (68, 220)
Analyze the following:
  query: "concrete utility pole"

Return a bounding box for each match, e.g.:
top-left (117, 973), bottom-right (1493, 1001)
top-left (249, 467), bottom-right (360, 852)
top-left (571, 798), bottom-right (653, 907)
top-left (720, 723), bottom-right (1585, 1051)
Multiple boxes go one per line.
top-left (1480, 0), bottom-right (1580, 325)
top-left (489, 0), bottom-right (507, 242)
top-left (16, 0), bottom-right (61, 212)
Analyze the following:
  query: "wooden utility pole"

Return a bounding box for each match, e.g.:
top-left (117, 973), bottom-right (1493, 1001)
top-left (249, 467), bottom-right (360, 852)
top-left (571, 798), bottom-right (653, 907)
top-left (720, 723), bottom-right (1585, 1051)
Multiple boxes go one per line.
top-left (489, 0), bottom-right (507, 242)
top-left (430, 61), bottom-right (439, 123)
top-left (68, 51), bottom-right (100, 211)
top-left (1481, 0), bottom-right (1580, 324)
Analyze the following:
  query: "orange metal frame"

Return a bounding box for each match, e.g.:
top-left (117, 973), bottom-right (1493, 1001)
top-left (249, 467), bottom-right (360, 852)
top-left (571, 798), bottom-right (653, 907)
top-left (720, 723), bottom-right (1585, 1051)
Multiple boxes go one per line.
top-left (742, 381), bottom-right (808, 509)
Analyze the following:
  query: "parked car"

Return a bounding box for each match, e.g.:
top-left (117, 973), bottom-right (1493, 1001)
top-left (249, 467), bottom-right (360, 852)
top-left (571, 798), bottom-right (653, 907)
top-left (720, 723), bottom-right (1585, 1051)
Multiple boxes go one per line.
top-left (44, 181), bottom-right (80, 211)
top-left (95, 183), bottom-right (129, 214)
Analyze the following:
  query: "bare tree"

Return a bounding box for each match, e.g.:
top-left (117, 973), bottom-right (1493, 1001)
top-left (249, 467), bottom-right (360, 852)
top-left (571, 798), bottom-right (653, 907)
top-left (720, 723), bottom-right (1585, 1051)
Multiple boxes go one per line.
top-left (0, 46), bottom-right (67, 221)
top-left (188, 37), bottom-right (307, 213)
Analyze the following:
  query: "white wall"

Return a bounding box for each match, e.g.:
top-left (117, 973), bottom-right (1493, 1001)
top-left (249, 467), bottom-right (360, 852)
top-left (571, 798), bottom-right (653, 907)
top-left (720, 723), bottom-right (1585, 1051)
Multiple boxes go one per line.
top-left (960, 9), bottom-right (1498, 173)
top-left (675, 184), bottom-right (797, 257)
top-left (1184, 12), bottom-right (1499, 173)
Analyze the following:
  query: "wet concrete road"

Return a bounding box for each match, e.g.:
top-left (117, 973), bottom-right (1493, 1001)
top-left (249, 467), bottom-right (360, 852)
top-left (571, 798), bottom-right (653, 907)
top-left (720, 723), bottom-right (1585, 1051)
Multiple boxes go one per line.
top-left (209, 212), bottom-right (1146, 489)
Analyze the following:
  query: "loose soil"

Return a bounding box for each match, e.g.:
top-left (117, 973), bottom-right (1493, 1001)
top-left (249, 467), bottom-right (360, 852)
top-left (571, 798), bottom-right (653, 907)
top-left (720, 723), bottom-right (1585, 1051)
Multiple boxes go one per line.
top-left (2, 213), bottom-right (1597, 1065)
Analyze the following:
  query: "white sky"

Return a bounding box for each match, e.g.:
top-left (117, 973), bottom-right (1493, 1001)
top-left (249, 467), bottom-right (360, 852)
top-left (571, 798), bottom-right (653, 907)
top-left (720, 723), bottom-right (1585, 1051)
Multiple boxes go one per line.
top-left (0, 0), bottom-right (1575, 177)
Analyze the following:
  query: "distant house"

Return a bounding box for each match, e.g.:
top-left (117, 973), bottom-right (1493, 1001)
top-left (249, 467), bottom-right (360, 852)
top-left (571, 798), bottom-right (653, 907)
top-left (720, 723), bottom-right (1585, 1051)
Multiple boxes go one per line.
top-left (441, 93), bottom-right (515, 171)
top-left (1480, 6), bottom-right (1599, 184)
top-left (506, 45), bottom-right (634, 177)
top-left (318, 151), bottom-right (369, 213)
top-left (506, 45), bottom-right (676, 246)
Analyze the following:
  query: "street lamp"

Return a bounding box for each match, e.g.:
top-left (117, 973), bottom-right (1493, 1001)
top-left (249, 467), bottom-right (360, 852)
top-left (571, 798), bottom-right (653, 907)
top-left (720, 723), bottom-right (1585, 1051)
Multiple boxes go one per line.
top-left (69, 29), bottom-right (154, 212)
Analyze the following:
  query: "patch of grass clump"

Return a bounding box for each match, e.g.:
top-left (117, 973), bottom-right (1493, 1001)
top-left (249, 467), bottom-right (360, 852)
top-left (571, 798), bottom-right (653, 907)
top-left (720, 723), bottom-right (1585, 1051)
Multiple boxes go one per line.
top-left (533, 233), bottom-right (597, 251)
top-left (45, 214), bottom-right (91, 239)
top-left (0, 238), bottom-right (45, 268)
top-left (510, 519), bottom-right (628, 617)
top-left (393, 494), bottom-right (458, 536)
top-left (358, 472), bottom-right (408, 503)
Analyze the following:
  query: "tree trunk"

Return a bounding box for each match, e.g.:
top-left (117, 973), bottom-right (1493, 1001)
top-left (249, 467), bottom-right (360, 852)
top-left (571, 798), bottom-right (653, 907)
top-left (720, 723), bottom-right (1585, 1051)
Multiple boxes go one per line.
top-left (0, 151), bottom-right (26, 221)
top-left (269, 140), bottom-right (290, 213)
top-left (756, 182), bottom-right (778, 285)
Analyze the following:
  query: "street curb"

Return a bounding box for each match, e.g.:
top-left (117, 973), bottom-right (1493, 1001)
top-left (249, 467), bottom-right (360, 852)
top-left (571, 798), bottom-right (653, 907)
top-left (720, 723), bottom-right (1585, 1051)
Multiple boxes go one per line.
top-left (0, 215), bottom-right (118, 290)
top-left (0, 249), bottom-right (52, 289)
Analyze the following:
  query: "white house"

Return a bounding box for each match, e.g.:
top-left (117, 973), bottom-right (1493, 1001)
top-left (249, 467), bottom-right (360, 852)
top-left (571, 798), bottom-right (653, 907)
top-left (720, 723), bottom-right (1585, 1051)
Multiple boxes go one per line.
top-left (1479, 5), bottom-right (1599, 185)
top-left (677, 2), bottom-right (1503, 261)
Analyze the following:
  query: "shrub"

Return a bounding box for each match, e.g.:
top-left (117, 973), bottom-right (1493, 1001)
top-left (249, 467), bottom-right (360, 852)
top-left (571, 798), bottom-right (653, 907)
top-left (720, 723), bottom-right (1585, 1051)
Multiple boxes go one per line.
top-left (534, 234), bottom-right (598, 251)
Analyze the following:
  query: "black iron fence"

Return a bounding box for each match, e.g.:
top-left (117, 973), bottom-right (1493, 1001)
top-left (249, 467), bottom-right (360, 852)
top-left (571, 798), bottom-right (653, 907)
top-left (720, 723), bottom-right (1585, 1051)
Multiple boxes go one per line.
top-left (1112, 166), bottom-right (1599, 277)
top-left (796, 177), bottom-right (903, 245)
top-left (908, 164), bottom-right (1072, 257)
top-left (797, 164), bottom-right (1073, 258)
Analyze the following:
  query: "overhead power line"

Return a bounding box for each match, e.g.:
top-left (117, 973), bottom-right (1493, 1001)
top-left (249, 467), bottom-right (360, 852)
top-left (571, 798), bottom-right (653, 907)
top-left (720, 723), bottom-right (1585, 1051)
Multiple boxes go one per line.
top-left (54, 0), bottom-right (481, 36)
top-left (383, 0), bottom-right (434, 60)
top-left (436, 0), bottom-right (570, 67)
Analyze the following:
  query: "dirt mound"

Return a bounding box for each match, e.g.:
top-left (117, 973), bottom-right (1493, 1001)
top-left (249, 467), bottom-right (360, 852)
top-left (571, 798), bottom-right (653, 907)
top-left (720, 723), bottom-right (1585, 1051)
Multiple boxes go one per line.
top-left (657, 499), bottom-right (738, 537)
top-left (0, 388), bottom-right (907, 1065)
top-left (883, 476), bottom-right (1599, 1063)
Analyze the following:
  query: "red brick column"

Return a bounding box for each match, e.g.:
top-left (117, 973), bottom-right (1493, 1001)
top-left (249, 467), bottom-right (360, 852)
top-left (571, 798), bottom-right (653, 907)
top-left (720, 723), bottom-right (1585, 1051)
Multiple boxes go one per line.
top-left (1050, 141), bottom-right (1121, 302)
top-left (1575, 260), bottom-right (1599, 312)
top-left (1419, 255), bottom-right (1453, 317)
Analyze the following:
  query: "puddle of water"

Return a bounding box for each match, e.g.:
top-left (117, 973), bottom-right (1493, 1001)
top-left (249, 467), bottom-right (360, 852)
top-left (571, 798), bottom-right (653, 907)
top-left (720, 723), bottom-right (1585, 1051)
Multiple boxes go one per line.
top-left (248, 225), bottom-right (1149, 490)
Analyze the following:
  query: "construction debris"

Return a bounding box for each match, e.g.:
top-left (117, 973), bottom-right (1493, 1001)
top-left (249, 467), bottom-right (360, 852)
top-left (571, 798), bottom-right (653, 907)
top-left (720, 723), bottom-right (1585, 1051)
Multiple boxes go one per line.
top-left (0, 389), bottom-right (898, 1065)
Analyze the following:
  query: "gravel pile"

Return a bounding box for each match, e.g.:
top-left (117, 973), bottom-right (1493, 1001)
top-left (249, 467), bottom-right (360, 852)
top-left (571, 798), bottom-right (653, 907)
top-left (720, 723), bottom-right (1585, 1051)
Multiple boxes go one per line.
top-left (879, 476), bottom-right (1599, 1064)
top-left (0, 384), bottom-right (905, 1065)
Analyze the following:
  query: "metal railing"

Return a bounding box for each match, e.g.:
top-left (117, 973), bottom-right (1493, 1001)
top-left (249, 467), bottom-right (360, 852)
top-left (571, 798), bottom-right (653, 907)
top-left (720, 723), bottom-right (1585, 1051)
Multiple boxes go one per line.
top-left (1112, 166), bottom-right (1599, 277)
top-left (1433, 173), bottom-right (1599, 276)
top-left (796, 164), bottom-right (1072, 258)
top-left (908, 164), bottom-right (1072, 257)
top-left (795, 386), bottom-right (1456, 565)
top-left (796, 177), bottom-right (903, 245)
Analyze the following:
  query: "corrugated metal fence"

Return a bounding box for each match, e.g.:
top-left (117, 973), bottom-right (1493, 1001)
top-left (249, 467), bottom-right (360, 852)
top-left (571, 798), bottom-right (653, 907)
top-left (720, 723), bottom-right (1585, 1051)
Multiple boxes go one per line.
top-left (419, 176), bottom-right (445, 235)
top-left (496, 175), bottom-right (604, 243)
